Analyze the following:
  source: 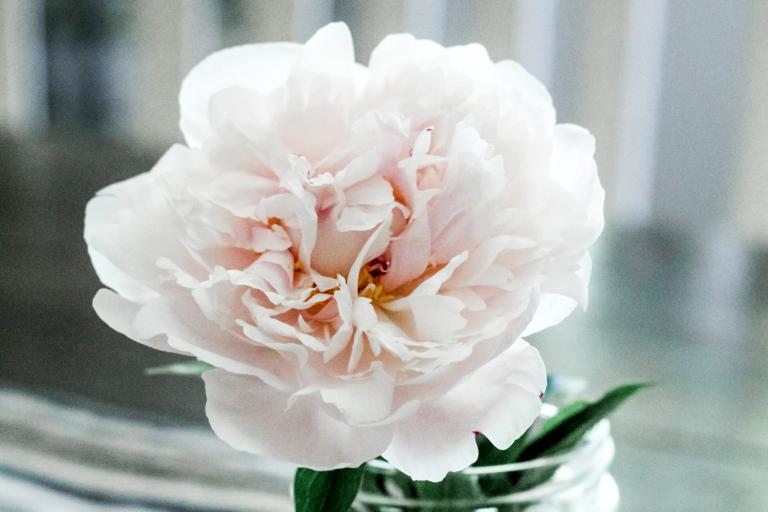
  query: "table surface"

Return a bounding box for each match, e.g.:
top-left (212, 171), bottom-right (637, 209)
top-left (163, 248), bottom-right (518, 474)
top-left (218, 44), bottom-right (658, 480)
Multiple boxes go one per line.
top-left (1, 138), bottom-right (767, 511)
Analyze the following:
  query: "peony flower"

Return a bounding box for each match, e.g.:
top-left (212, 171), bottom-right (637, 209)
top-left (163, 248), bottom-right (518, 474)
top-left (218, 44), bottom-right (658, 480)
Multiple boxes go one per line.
top-left (85, 23), bottom-right (603, 482)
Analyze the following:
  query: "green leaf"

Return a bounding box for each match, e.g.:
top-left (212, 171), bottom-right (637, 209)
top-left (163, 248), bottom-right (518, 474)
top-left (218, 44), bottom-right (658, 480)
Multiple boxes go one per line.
top-left (513, 382), bottom-right (650, 490)
top-left (476, 401), bottom-right (588, 496)
top-left (475, 430), bottom-right (530, 498)
top-left (535, 400), bottom-right (589, 439)
top-left (293, 466), bottom-right (365, 512)
top-left (475, 428), bottom-right (531, 467)
top-left (413, 472), bottom-right (484, 512)
top-left (144, 360), bottom-right (214, 376)
top-left (520, 383), bottom-right (650, 461)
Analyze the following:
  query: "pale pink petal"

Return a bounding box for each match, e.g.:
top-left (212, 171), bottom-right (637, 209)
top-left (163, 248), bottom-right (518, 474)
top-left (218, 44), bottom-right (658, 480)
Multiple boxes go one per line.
top-left (249, 225), bottom-right (292, 252)
top-left (550, 124), bottom-right (605, 235)
top-left (346, 221), bottom-right (392, 294)
top-left (344, 177), bottom-right (394, 206)
top-left (522, 254), bottom-right (592, 336)
top-left (295, 22), bottom-right (355, 70)
top-left (407, 295), bottom-right (468, 340)
top-left (238, 321), bottom-right (309, 367)
top-left (369, 33), bottom-right (443, 69)
top-left (132, 297), bottom-right (297, 391)
top-left (207, 87), bottom-right (275, 137)
top-left (460, 340), bottom-right (546, 449)
top-left (320, 364), bottom-right (395, 424)
top-left (521, 293), bottom-right (578, 338)
top-left (336, 204), bottom-right (393, 232)
top-left (384, 340), bottom-right (545, 481)
top-left (448, 236), bottom-right (522, 289)
top-left (179, 42), bottom-right (301, 147)
top-left (92, 289), bottom-right (179, 353)
top-left (494, 60), bottom-right (556, 124)
top-left (429, 127), bottom-right (506, 263)
top-left (275, 104), bottom-right (349, 165)
top-left (312, 209), bottom-right (377, 278)
top-left (381, 214), bottom-right (431, 291)
top-left (446, 43), bottom-right (495, 82)
top-left (191, 172), bottom-right (278, 219)
top-left (204, 369), bottom-right (393, 469)
top-left (398, 292), bottom-right (539, 400)
top-left (382, 400), bottom-right (479, 482)
top-left (84, 146), bottom-right (204, 302)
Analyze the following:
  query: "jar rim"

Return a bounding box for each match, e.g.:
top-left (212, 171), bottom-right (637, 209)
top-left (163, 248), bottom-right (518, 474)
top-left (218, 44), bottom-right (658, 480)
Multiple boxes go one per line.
top-left (357, 405), bottom-right (616, 507)
top-left (365, 404), bottom-right (611, 475)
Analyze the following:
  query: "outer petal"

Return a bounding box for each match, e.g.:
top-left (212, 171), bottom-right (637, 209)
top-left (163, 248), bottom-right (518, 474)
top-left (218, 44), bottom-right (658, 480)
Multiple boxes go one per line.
top-left (203, 370), bottom-right (394, 469)
top-left (522, 124), bottom-right (604, 336)
top-left (133, 296), bottom-right (298, 391)
top-left (382, 400), bottom-right (479, 483)
top-left (92, 288), bottom-right (179, 353)
top-left (84, 145), bottom-right (204, 303)
top-left (369, 33), bottom-right (443, 69)
top-left (549, 124), bottom-right (605, 235)
top-left (521, 293), bottom-right (578, 337)
top-left (428, 126), bottom-right (506, 263)
top-left (399, 291), bottom-right (540, 401)
top-left (522, 254), bottom-right (592, 337)
top-left (381, 213), bottom-right (431, 291)
top-left (383, 340), bottom-right (546, 481)
top-left (294, 22), bottom-right (354, 70)
top-left (319, 364), bottom-right (396, 425)
top-left (494, 60), bottom-right (555, 124)
top-left (179, 42), bottom-right (301, 146)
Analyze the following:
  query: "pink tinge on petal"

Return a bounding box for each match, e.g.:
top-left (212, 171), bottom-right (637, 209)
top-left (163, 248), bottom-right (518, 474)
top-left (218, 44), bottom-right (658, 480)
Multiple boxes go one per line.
top-left (383, 400), bottom-right (479, 482)
top-left (204, 369), bottom-right (394, 470)
top-left (381, 214), bottom-right (431, 291)
top-left (179, 42), bottom-right (301, 147)
top-left (92, 289), bottom-right (179, 353)
top-left (312, 208), bottom-right (377, 278)
top-left (384, 340), bottom-right (545, 481)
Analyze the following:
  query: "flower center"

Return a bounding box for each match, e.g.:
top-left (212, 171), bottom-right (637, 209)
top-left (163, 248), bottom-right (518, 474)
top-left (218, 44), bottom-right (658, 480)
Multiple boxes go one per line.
top-left (358, 259), bottom-right (394, 303)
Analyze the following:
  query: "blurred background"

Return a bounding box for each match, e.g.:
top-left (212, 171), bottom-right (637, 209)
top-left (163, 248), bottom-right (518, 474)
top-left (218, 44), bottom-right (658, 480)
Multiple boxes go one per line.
top-left (1, 0), bottom-right (767, 510)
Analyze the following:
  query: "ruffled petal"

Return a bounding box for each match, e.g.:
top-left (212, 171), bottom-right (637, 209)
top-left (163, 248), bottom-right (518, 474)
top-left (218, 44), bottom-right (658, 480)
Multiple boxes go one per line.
top-left (369, 33), bottom-right (443, 69)
top-left (133, 296), bottom-right (298, 391)
top-left (382, 400), bottom-right (479, 482)
top-left (549, 124), bottom-right (605, 237)
top-left (92, 289), bottom-right (180, 353)
top-left (84, 146), bottom-right (204, 302)
top-left (320, 364), bottom-right (396, 425)
top-left (204, 369), bottom-right (393, 469)
top-left (384, 340), bottom-right (545, 481)
top-left (179, 42), bottom-right (301, 147)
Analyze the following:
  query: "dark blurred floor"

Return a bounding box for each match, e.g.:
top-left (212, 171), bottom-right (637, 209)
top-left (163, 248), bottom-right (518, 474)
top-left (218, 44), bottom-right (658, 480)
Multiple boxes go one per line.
top-left (1, 135), bottom-right (767, 511)
top-left (0, 135), bottom-right (206, 422)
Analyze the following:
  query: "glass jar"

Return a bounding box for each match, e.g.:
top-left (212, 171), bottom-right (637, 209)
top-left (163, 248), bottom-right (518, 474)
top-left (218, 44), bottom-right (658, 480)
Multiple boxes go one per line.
top-left (353, 405), bottom-right (618, 512)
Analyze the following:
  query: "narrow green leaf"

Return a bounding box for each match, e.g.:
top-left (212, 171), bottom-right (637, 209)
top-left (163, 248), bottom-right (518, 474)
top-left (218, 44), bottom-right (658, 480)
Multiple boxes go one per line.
top-left (476, 428), bottom-right (531, 467)
top-left (535, 400), bottom-right (589, 439)
top-left (293, 466), bottom-right (365, 512)
top-left (475, 430), bottom-right (531, 498)
top-left (512, 382), bottom-right (651, 490)
top-left (145, 360), bottom-right (214, 376)
top-left (520, 383), bottom-right (651, 462)
top-left (383, 471), bottom-right (418, 499)
top-left (414, 472), bottom-right (484, 512)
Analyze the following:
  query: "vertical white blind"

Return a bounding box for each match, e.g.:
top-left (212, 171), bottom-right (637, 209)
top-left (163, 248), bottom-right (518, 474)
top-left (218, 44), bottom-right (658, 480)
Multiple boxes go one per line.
top-left (611, 0), bottom-right (668, 227)
top-left (128, 0), bottom-right (221, 145)
top-left (0, 0), bottom-right (47, 135)
top-left (732, 0), bottom-right (768, 244)
top-left (0, 0), bottom-right (766, 245)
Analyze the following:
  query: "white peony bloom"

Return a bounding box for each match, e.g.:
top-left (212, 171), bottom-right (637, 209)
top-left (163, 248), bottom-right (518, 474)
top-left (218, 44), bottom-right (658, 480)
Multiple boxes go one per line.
top-left (85, 23), bottom-right (603, 481)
